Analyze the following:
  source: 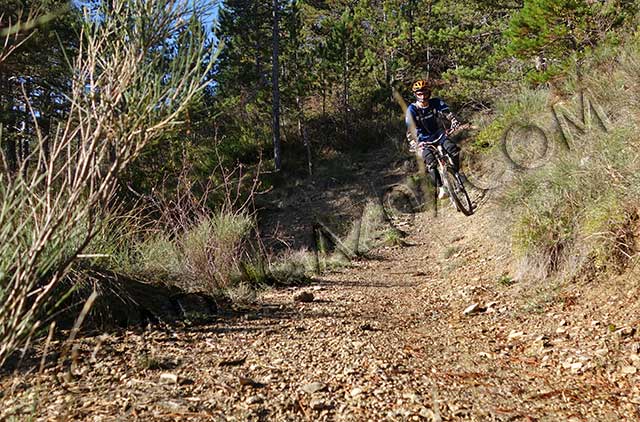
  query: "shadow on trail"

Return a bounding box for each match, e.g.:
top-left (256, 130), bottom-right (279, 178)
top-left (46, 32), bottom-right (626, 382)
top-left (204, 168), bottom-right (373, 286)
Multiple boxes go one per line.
top-left (258, 145), bottom-right (412, 253)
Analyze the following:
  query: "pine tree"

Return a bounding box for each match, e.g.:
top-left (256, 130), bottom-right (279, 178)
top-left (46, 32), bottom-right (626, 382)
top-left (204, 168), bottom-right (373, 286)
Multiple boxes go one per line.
top-left (0, 0), bottom-right (81, 174)
top-left (506, 0), bottom-right (638, 75)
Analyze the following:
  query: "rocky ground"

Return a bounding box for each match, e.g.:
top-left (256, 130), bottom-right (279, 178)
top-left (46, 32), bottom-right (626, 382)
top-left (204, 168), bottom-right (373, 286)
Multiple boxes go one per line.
top-left (1, 150), bottom-right (640, 421)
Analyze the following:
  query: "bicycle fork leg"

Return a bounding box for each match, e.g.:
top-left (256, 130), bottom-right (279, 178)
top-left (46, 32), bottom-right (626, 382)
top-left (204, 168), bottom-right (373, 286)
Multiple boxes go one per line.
top-left (440, 163), bottom-right (460, 212)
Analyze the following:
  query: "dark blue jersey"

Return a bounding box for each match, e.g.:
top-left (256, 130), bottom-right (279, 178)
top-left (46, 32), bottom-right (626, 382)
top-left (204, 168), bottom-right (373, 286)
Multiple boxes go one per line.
top-left (405, 97), bottom-right (450, 143)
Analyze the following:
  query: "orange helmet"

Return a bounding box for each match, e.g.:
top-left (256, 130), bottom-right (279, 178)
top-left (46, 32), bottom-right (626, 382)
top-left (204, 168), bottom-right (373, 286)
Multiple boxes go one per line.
top-left (412, 79), bottom-right (430, 93)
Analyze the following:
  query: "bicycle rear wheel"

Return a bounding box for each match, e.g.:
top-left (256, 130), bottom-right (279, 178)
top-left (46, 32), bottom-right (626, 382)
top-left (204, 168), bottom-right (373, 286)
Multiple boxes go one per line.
top-left (442, 166), bottom-right (474, 216)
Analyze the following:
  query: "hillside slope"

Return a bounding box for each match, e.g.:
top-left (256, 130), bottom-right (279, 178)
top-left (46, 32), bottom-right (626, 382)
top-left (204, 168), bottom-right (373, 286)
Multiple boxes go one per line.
top-left (2, 150), bottom-right (639, 420)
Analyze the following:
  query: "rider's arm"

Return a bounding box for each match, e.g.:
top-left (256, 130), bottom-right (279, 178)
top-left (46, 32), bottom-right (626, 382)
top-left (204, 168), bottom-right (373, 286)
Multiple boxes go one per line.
top-left (432, 98), bottom-right (460, 130)
top-left (405, 105), bottom-right (419, 143)
top-left (406, 104), bottom-right (432, 144)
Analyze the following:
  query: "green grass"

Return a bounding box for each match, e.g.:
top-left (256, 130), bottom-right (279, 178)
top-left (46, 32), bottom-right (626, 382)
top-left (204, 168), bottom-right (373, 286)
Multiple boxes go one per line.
top-left (497, 274), bottom-right (516, 287)
top-left (443, 246), bottom-right (460, 259)
top-left (381, 229), bottom-right (406, 247)
top-left (473, 87), bottom-right (550, 152)
top-left (496, 35), bottom-right (640, 280)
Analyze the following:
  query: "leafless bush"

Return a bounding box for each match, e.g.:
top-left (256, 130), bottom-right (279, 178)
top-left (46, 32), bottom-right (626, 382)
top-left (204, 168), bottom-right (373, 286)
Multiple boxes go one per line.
top-left (128, 153), bottom-right (264, 293)
top-left (1, 8), bottom-right (38, 63)
top-left (0, 0), bottom-right (216, 367)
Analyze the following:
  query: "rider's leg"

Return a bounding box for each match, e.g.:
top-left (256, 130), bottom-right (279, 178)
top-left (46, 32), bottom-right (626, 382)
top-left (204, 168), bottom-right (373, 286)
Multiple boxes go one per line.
top-left (422, 148), bottom-right (441, 187)
top-left (442, 138), bottom-right (460, 172)
top-left (423, 149), bottom-right (447, 198)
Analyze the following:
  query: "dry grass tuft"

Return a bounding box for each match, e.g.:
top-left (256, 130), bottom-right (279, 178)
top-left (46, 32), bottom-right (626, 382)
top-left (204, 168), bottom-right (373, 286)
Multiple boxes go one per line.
top-left (498, 34), bottom-right (640, 283)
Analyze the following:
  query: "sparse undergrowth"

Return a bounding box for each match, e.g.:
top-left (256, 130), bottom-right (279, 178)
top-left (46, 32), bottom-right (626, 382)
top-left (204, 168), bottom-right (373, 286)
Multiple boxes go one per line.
top-left (497, 35), bottom-right (640, 282)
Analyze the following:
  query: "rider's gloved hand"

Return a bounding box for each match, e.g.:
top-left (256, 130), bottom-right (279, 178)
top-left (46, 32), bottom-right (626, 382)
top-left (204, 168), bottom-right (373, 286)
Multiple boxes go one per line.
top-left (450, 116), bottom-right (461, 131)
top-left (445, 112), bottom-right (461, 131)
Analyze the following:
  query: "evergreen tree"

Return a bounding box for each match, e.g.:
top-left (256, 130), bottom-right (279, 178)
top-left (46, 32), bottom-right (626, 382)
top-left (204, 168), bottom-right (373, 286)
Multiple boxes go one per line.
top-left (0, 0), bottom-right (80, 174)
top-left (506, 0), bottom-right (638, 78)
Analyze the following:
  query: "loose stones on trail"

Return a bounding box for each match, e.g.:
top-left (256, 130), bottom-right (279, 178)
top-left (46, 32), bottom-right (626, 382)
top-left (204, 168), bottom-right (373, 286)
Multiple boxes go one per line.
top-left (463, 303), bottom-right (484, 315)
top-left (301, 382), bottom-right (327, 394)
top-left (294, 291), bottom-right (314, 303)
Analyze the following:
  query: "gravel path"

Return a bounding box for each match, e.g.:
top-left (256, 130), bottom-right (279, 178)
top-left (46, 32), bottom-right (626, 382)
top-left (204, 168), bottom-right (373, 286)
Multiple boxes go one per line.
top-left (2, 199), bottom-right (640, 421)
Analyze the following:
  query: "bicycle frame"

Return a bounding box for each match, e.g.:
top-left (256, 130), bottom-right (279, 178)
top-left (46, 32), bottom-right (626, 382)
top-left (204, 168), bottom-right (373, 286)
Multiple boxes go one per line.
top-left (420, 135), bottom-right (474, 216)
top-left (421, 133), bottom-right (454, 177)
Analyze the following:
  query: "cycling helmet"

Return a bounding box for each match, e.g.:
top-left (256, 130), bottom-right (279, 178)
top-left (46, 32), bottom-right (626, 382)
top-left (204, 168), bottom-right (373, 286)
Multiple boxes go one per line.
top-left (412, 79), bottom-right (430, 93)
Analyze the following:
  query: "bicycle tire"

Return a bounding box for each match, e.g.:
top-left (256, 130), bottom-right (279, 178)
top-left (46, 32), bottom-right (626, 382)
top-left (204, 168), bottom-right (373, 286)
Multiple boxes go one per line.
top-left (442, 166), bottom-right (474, 216)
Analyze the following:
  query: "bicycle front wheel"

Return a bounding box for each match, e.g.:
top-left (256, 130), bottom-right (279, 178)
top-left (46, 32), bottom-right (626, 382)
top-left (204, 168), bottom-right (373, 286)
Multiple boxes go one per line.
top-left (442, 167), bottom-right (474, 216)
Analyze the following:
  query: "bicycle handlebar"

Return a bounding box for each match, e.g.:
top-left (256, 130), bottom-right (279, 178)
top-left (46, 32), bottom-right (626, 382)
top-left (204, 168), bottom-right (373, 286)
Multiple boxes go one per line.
top-left (409, 123), bottom-right (473, 153)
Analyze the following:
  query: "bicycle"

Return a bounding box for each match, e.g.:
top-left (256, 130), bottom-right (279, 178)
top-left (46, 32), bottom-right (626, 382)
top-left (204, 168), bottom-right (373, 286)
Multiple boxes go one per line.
top-left (414, 126), bottom-right (474, 216)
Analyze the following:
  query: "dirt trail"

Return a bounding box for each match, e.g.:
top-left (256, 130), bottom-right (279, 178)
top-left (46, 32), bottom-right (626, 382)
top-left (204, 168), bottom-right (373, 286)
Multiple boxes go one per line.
top-left (2, 161), bottom-right (640, 421)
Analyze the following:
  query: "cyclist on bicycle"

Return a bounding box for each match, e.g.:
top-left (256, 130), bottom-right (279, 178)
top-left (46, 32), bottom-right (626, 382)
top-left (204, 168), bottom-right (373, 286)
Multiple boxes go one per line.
top-left (405, 79), bottom-right (461, 199)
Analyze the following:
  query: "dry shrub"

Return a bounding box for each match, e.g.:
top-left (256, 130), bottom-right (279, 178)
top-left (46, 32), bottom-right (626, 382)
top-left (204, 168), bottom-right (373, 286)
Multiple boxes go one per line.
top-left (123, 156), bottom-right (262, 294)
top-left (504, 115), bottom-right (640, 281)
top-left (126, 205), bottom-right (256, 293)
top-left (496, 31), bottom-right (640, 283)
top-left (0, 0), bottom-right (215, 367)
top-left (181, 213), bottom-right (254, 291)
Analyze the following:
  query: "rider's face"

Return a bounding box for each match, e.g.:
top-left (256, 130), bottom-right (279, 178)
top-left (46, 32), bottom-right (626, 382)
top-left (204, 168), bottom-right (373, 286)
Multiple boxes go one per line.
top-left (415, 90), bottom-right (429, 102)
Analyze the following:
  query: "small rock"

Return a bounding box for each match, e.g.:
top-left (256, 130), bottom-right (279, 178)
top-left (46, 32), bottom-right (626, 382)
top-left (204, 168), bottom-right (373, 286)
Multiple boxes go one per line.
top-left (508, 331), bottom-right (524, 341)
top-left (310, 398), bottom-right (333, 411)
top-left (419, 407), bottom-right (435, 419)
top-left (621, 366), bottom-right (637, 375)
top-left (614, 327), bottom-right (636, 338)
top-left (534, 335), bottom-right (551, 346)
top-left (159, 373), bottom-right (178, 385)
top-left (351, 341), bottom-right (365, 349)
top-left (463, 303), bottom-right (485, 316)
top-left (294, 291), bottom-right (314, 303)
top-left (301, 382), bottom-right (327, 394)
top-left (246, 395), bottom-right (263, 405)
top-left (160, 400), bottom-right (183, 410)
top-left (239, 376), bottom-right (265, 388)
top-left (570, 362), bottom-right (583, 373)
top-left (402, 393), bottom-right (420, 403)
top-left (530, 335), bottom-right (552, 353)
top-left (350, 387), bottom-right (363, 397)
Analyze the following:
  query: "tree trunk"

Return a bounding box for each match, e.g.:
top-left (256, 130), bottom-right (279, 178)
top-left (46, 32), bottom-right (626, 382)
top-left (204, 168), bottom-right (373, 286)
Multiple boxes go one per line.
top-left (296, 96), bottom-right (312, 176)
top-left (272, 0), bottom-right (282, 171)
top-left (426, 0), bottom-right (432, 78)
top-left (322, 76), bottom-right (326, 118)
top-left (408, 0), bottom-right (415, 50)
top-left (343, 41), bottom-right (350, 143)
top-left (0, 79), bottom-right (18, 175)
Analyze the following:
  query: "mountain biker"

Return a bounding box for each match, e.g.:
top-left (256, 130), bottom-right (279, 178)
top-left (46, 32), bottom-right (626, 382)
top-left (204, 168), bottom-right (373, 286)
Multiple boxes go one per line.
top-left (405, 79), bottom-right (461, 199)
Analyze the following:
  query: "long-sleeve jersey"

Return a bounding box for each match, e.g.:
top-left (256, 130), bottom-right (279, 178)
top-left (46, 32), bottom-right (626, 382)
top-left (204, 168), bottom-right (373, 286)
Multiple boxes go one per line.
top-left (405, 97), bottom-right (451, 143)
